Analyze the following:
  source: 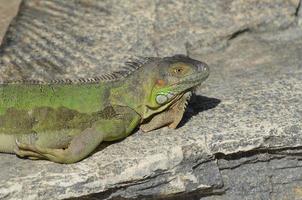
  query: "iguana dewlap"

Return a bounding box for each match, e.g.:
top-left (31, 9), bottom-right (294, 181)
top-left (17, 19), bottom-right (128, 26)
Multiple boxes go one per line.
top-left (0, 55), bottom-right (209, 163)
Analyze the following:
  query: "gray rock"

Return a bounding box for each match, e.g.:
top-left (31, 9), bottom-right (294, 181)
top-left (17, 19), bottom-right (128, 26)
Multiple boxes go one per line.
top-left (1, 0), bottom-right (302, 199)
top-left (0, 0), bottom-right (299, 80)
top-left (0, 0), bottom-right (20, 44)
top-left (298, 1), bottom-right (302, 26)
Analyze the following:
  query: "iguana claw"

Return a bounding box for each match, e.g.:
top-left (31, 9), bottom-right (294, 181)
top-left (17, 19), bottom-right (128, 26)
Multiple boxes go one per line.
top-left (14, 139), bottom-right (46, 160)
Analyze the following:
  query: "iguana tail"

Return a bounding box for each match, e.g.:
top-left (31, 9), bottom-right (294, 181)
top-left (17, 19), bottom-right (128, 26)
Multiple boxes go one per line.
top-left (0, 133), bottom-right (16, 153)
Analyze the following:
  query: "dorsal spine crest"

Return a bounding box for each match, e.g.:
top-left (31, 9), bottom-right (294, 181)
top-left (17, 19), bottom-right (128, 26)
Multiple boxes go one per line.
top-left (0, 56), bottom-right (156, 85)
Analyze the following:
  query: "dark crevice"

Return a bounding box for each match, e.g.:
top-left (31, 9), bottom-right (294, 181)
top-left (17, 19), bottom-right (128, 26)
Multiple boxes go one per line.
top-left (192, 157), bottom-right (216, 170)
top-left (213, 146), bottom-right (302, 170)
top-left (214, 146), bottom-right (302, 161)
top-left (217, 154), bottom-right (286, 170)
top-left (295, 0), bottom-right (301, 16)
top-left (228, 28), bottom-right (250, 40)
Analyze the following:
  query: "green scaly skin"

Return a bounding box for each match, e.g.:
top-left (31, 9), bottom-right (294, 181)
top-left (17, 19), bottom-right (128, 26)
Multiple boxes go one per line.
top-left (0, 55), bottom-right (209, 163)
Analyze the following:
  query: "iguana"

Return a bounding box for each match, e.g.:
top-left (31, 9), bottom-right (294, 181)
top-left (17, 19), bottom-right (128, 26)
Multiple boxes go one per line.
top-left (0, 54), bottom-right (209, 163)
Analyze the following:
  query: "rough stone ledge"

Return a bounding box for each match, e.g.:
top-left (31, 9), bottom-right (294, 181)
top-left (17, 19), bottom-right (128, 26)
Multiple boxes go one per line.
top-left (0, 1), bottom-right (302, 199)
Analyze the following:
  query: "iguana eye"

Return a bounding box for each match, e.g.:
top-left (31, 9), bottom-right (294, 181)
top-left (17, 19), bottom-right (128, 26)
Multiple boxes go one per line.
top-left (174, 68), bottom-right (183, 74)
top-left (169, 63), bottom-right (190, 76)
top-left (171, 67), bottom-right (185, 76)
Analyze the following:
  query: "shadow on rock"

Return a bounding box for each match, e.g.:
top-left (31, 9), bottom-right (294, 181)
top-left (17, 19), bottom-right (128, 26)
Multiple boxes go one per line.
top-left (178, 94), bottom-right (221, 128)
top-left (93, 94), bottom-right (220, 153)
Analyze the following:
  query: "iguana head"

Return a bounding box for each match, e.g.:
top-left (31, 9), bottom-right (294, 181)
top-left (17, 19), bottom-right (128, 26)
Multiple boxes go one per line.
top-left (143, 54), bottom-right (209, 118)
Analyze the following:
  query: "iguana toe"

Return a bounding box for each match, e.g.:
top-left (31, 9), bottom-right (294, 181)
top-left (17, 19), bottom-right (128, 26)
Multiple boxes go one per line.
top-left (14, 140), bottom-right (46, 159)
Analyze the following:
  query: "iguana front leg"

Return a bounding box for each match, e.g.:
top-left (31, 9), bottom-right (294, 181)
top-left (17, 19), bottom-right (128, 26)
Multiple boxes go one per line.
top-left (15, 106), bottom-right (141, 163)
top-left (140, 92), bottom-right (191, 132)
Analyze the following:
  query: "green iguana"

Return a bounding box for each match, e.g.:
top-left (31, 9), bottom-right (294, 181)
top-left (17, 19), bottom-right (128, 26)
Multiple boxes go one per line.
top-left (0, 55), bottom-right (209, 163)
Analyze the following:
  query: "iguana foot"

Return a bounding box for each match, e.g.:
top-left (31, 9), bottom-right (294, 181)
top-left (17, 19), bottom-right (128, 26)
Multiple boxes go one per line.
top-left (15, 139), bottom-right (67, 162)
top-left (140, 92), bottom-right (190, 132)
top-left (14, 142), bottom-right (45, 160)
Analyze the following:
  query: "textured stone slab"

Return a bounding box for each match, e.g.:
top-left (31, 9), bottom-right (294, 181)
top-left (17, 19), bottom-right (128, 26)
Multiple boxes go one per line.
top-left (0, 0), bottom-right (299, 80)
top-left (0, 0), bottom-right (20, 43)
top-left (0, 0), bottom-right (302, 200)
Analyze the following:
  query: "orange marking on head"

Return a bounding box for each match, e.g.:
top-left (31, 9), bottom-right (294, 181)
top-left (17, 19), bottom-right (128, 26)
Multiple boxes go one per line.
top-left (156, 79), bottom-right (166, 86)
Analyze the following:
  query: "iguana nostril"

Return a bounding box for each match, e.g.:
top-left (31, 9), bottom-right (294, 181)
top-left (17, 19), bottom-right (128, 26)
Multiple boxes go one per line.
top-left (197, 62), bottom-right (209, 72)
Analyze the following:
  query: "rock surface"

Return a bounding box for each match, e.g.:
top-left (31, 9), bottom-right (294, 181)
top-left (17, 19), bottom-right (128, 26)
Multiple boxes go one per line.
top-left (0, 0), bottom-right (21, 43)
top-left (0, 0), bottom-right (302, 199)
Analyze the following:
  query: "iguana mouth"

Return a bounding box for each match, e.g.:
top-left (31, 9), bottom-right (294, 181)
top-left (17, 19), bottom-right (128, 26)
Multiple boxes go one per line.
top-left (163, 70), bottom-right (208, 107)
top-left (170, 70), bottom-right (210, 94)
